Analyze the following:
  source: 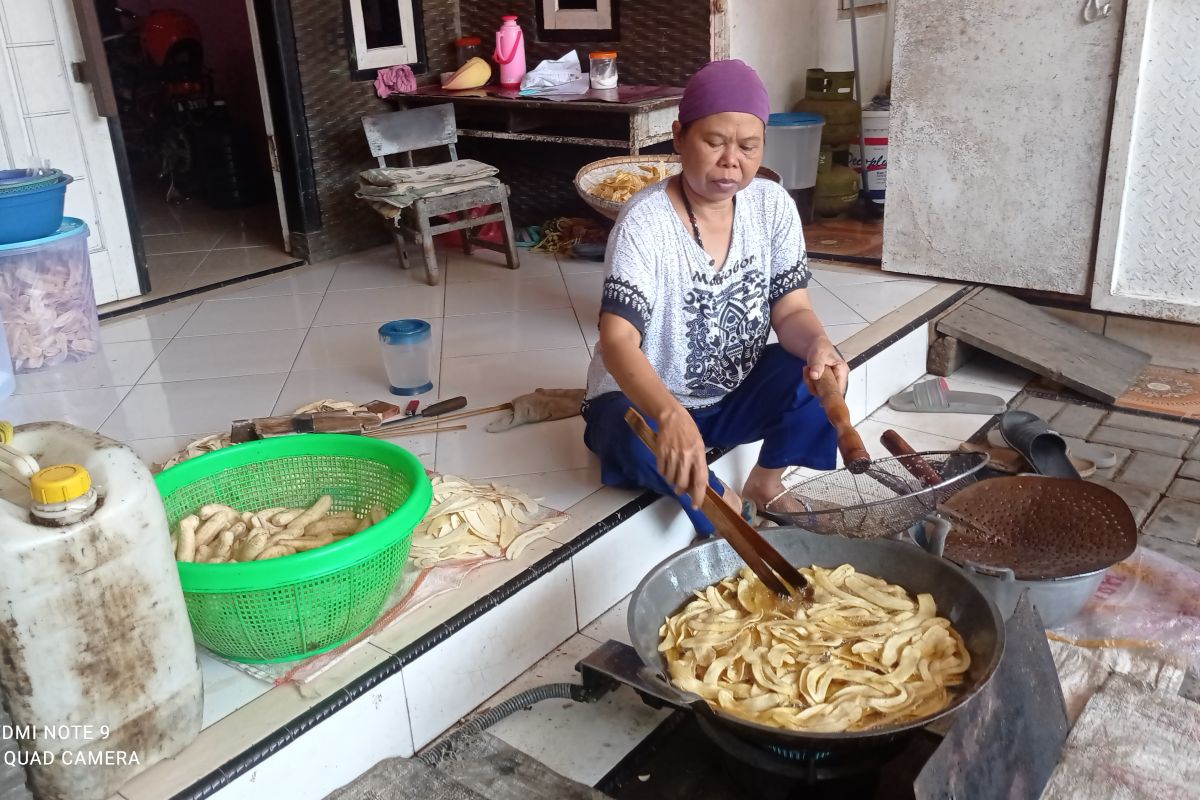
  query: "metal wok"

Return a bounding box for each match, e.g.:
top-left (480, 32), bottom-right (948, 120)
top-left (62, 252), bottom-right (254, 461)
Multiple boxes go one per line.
top-left (626, 527), bottom-right (1005, 751)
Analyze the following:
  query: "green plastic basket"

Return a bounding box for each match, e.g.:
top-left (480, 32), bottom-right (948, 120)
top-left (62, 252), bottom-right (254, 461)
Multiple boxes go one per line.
top-left (154, 435), bottom-right (432, 663)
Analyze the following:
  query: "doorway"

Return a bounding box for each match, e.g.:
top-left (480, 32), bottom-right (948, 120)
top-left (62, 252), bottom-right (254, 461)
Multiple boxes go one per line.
top-left (95, 0), bottom-right (297, 301)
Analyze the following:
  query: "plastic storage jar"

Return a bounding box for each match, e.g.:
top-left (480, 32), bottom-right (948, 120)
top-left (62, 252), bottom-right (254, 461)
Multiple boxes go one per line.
top-left (589, 51), bottom-right (618, 90)
top-left (0, 422), bottom-right (203, 800)
top-left (0, 218), bottom-right (100, 373)
top-left (379, 319), bottom-right (434, 395)
top-left (455, 36), bottom-right (485, 67)
top-left (0, 306), bottom-right (13, 401)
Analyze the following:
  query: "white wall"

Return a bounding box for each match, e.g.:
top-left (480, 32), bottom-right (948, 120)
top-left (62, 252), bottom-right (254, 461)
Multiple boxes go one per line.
top-left (728, 0), bottom-right (818, 113)
top-left (727, 1), bottom-right (896, 113)
top-left (814, 1), bottom-right (896, 102)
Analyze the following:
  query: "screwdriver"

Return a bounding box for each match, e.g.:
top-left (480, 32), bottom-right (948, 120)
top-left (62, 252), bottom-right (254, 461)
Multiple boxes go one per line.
top-left (378, 396), bottom-right (468, 429)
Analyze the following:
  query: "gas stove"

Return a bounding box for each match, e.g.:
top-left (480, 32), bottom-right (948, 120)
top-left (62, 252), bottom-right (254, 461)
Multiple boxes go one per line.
top-left (578, 639), bottom-right (937, 800)
top-left (595, 711), bottom-right (938, 800)
top-left (576, 596), bottom-right (1069, 800)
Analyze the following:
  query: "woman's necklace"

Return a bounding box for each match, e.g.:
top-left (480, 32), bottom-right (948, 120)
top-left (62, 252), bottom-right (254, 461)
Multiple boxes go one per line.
top-left (678, 177), bottom-right (734, 267)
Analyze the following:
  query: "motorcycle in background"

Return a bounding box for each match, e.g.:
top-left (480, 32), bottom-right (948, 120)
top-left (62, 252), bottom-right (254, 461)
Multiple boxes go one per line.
top-left (99, 3), bottom-right (257, 207)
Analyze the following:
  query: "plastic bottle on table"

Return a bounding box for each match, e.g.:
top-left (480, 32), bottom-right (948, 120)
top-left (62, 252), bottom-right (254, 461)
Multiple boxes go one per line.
top-left (494, 15), bottom-right (526, 88)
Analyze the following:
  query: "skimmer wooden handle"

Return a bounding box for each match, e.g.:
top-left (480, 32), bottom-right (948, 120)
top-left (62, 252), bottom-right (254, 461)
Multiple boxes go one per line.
top-left (813, 370), bottom-right (870, 474)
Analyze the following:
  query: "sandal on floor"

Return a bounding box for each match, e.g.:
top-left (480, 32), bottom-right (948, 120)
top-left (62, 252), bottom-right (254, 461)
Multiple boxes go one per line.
top-left (997, 411), bottom-right (1081, 479)
top-left (514, 226), bottom-right (541, 248)
top-left (740, 499), bottom-right (778, 529)
top-left (888, 378), bottom-right (1007, 415)
top-left (959, 441), bottom-right (1096, 478)
top-left (986, 427), bottom-right (1117, 468)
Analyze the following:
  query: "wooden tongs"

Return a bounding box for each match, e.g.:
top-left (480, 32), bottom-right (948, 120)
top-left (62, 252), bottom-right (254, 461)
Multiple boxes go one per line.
top-left (624, 408), bottom-right (811, 600)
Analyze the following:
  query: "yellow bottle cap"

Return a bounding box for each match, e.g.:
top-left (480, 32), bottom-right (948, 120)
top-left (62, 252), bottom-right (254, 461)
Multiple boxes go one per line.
top-left (30, 464), bottom-right (92, 504)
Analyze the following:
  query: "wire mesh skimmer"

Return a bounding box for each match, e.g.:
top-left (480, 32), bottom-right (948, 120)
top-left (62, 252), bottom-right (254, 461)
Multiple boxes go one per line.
top-left (761, 451), bottom-right (990, 539)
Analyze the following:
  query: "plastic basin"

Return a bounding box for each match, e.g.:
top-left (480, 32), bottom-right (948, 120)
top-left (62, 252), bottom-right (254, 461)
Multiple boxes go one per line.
top-left (0, 175), bottom-right (73, 245)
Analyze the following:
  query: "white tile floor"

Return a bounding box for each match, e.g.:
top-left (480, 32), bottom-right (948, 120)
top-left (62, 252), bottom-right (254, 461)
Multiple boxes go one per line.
top-left (130, 191), bottom-right (297, 304)
top-left (3, 247), bottom-right (939, 478)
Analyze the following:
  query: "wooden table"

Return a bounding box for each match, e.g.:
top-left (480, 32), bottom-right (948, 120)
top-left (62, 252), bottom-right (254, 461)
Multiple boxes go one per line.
top-left (393, 84), bottom-right (683, 154)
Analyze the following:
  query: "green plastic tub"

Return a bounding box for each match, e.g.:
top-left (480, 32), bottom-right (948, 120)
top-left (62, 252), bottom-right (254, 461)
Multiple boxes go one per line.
top-left (154, 435), bottom-right (432, 663)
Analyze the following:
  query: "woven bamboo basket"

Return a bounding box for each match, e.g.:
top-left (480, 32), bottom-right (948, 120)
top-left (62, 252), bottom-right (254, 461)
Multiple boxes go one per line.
top-left (574, 155), bottom-right (783, 221)
top-left (574, 155), bottom-right (682, 220)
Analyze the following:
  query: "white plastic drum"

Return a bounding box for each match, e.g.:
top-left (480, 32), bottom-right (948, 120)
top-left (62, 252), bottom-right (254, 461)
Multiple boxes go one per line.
top-left (850, 108), bottom-right (889, 204)
top-left (763, 113), bottom-right (825, 191)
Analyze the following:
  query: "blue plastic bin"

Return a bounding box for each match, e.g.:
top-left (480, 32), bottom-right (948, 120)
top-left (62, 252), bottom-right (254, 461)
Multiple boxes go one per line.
top-left (0, 174), bottom-right (73, 245)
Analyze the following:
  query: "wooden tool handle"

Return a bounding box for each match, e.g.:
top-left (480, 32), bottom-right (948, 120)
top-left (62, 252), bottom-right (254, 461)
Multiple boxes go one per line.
top-left (879, 429), bottom-right (943, 488)
top-left (813, 370), bottom-right (870, 474)
top-left (419, 396), bottom-right (468, 417)
top-left (622, 407), bottom-right (808, 598)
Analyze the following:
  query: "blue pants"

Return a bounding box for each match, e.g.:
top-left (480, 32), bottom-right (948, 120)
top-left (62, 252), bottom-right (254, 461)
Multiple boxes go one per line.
top-left (582, 344), bottom-right (837, 536)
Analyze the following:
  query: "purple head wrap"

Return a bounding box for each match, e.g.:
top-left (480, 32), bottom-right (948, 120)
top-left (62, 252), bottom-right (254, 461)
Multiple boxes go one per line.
top-left (677, 59), bottom-right (770, 127)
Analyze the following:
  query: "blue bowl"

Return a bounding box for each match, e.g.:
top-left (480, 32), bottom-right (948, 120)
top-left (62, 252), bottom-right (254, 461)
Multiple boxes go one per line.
top-left (0, 174), bottom-right (73, 245)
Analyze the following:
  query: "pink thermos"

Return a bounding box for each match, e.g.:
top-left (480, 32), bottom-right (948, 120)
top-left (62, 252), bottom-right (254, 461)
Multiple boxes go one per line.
top-left (494, 15), bottom-right (526, 88)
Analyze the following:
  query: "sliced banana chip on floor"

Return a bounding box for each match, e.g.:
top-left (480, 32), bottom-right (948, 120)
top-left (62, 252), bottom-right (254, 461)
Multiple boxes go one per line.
top-left (412, 475), bottom-right (568, 567)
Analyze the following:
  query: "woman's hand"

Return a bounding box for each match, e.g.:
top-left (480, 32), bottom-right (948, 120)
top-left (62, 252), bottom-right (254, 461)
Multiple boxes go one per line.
top-left (804, 336), bottom-right (850, 396)
top-left (655, 404), bottom-right (709, 509)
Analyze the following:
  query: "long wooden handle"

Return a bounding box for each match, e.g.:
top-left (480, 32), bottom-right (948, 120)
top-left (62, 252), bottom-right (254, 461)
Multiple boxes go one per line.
top-left (622, 407), bottom-right (808, 598)
top-left (380, 401), bottom-right (511, 431)
top-left (418, 396), bottom-right (468, 417)
top-left (369, 423), bottom-right (468, 438)
top-left (879, 429), bottom-right (943, 488)
top-left (813, 370), bottom-right (870, 474)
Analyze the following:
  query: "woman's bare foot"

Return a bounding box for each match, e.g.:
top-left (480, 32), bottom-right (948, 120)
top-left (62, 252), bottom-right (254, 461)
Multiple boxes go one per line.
top-left (740, 464), bottom-right (794, 512)
top-left (719, 482), bottom-right (743, 514)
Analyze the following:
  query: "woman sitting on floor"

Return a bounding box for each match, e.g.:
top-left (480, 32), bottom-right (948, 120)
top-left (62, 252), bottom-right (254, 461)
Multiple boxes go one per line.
top-left (582, 59), bottom-right (848, 537)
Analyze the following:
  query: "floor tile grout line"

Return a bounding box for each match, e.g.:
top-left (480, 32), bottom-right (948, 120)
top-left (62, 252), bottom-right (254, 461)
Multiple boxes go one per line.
top-left (556, 254), bottom-right (595, 351)
top-left (442, 342), bottom-right (596, 360)
top-left (269, 323), bottom-right (317, 415)
top-left (84, 386), bottom-right (137, 436)
top-left (439, 343), bottom-right (591, 366)
top-left (93, 299), bottom-right (207, 433)
top-left (860, 415), bottom-right (964, 444)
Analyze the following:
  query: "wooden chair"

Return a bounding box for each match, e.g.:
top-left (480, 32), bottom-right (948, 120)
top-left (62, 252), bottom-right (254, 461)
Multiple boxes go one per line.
top-left (360, 105), bottom-right (520, 285)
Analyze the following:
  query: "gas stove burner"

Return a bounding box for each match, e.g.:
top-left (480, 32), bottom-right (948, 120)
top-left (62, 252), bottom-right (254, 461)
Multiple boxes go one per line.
top-left (694, 715), bottom-right (906, 786)
top-left (764, 744), bottom-right (835, 762)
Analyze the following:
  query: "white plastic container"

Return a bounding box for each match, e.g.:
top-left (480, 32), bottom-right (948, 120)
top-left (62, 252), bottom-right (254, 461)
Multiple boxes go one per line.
top-left (0, 422), bottom-right (203, 800)
top-left (849, 107), bottom-right (889, 204)
top-left (0, 219), bottom-right (100, 374)
top-left (379, 319), bottom-right (433, 395)
top-left (0, 304), bottom-right (13, 401)
top-left (763, 113), bottom-right (825, 191)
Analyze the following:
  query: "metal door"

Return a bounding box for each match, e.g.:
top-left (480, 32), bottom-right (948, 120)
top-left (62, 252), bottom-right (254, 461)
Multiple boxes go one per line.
top-left (1092, 0), bottom-right (1200, 323)
top-left (884, 0), bottom-right (1124, 295)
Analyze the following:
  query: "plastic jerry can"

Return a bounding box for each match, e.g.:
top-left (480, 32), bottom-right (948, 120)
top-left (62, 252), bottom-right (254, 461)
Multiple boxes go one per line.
top-left (0, 422), bottom-right (203, 800)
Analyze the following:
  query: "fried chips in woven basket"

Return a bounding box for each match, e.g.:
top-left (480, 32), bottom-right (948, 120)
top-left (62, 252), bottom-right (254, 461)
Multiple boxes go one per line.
top-left (589, 162), bottom-right (676, 203)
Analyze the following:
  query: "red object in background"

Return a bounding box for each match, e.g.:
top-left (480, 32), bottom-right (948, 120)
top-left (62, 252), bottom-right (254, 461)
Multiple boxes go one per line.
top-left (140, 9), bottom-right (202, 68)
top-left (435, 206), bottom-right (505, 247)
top-left (404, 400), bottom-right (420, 417)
